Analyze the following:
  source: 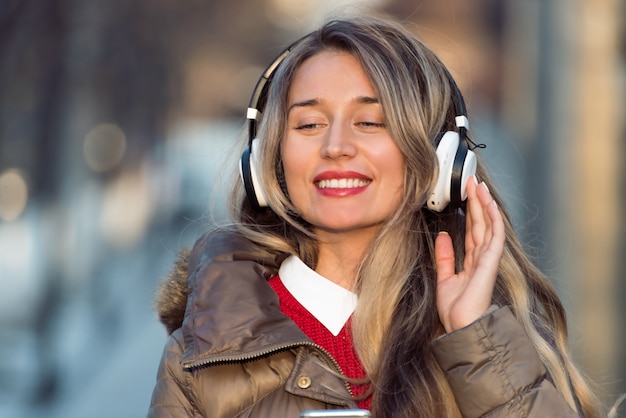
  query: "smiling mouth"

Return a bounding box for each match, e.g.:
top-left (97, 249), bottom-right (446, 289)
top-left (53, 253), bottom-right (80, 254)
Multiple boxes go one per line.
top-left (316, 178), bottom-right (371, 189)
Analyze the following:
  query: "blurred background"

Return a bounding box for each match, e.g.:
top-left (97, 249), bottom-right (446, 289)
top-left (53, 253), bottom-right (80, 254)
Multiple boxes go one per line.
top-left (0, 0), bottom-right (624, 417)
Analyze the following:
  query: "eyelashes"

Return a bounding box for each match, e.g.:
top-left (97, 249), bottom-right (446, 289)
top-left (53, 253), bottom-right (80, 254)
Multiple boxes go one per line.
top-left (293, 121), bottom-right (386, 132)
top-left (294, 123), bottom-right (325, 131)
top-left (356, 121), bottom-right (385, 128)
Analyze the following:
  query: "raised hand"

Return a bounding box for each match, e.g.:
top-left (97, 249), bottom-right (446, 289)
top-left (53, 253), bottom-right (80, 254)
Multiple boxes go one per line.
top-left (434, 176), bottom-right (506, 333)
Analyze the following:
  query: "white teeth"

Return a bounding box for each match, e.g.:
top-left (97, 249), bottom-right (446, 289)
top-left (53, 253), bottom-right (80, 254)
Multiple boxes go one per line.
top-left (317, 179), bottom-right (370, 189)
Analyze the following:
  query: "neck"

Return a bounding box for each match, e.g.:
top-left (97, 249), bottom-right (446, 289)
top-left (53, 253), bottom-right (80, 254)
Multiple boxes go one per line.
top-left (314, 228), bottom-right (376, 290)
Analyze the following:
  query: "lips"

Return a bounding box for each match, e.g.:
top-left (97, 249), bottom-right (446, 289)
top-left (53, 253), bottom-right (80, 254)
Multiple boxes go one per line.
top-left (313, 170), bottom-right (371, 190)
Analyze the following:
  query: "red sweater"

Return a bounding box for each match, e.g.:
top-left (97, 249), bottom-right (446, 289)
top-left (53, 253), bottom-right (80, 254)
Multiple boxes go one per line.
top-left (268, 275), bottom-right (371, 410)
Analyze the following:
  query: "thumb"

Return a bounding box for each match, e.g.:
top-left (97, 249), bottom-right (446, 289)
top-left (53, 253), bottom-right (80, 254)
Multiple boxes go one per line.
top-left (435, 231), bottom-right (456, 281)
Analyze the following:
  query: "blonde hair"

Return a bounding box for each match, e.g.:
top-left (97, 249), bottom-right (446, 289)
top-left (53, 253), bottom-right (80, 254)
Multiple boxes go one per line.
top-left (229, 15), bottom-right (602, 417)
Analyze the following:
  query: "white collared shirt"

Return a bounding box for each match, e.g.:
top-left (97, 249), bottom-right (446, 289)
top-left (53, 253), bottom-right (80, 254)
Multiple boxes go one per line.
top-left (278, 255), bottom-right (358, 336)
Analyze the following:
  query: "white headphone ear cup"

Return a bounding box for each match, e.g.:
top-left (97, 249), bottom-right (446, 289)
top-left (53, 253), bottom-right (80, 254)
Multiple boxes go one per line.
top-left (459, 149), bottom-right (476, 201)
top-left (239, 138), bottom-right (269, 208)
top-left (248, 138), bottom-right (269, 207)
top-left (428, 131), bottom-right (459, 212)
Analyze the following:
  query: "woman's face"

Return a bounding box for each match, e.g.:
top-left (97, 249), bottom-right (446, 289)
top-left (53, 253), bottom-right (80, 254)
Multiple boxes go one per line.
top-left (281, 51), bottom-right (405, 239)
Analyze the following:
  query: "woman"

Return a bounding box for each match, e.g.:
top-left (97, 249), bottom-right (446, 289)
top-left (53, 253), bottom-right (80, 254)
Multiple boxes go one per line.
top-left (148, 15), bottom-right (602, 417)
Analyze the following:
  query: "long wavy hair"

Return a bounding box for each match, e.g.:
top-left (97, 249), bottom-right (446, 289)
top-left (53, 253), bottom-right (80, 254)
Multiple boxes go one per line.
top-left (228, 15), bottom-right (602, 418)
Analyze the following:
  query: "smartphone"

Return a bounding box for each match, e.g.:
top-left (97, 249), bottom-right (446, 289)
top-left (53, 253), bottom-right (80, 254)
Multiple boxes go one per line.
top-left (300, 410), bottom-right (372, 417)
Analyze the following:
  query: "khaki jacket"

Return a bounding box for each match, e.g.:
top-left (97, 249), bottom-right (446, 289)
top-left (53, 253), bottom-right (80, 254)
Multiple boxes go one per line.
top-left (147, 229), bottom-right (582, 417)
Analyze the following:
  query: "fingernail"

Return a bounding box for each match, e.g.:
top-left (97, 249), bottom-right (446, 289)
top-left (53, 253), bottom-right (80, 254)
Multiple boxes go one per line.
top-left (481, 182), bottom-right (490, 193)
top-left (438, 231), bottom-right (449, 236)
top-left (472, 176), bottom-right (478, 185)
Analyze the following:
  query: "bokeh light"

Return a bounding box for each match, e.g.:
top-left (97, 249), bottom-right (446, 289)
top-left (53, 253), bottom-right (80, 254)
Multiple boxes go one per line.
top-left (0, 168), bottom-right (29, 222)
top-left (100, 169), bottom-right (154, 249)
top-left (83, 123), bottom-right (126, 172)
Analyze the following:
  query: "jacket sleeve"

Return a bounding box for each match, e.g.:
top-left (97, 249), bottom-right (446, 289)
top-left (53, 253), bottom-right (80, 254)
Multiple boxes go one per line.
top-left (432, 306), bottom-right (582, 418)
top-left (147, 331), bottom-right (201, 418)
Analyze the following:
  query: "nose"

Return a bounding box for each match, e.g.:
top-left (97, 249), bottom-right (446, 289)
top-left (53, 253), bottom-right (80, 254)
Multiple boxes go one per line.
top-left (321, 122), bottom-right (357, 159)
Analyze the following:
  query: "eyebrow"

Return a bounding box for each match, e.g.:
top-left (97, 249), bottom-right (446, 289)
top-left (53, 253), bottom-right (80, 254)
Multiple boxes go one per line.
top-left (288, 99), bottom-right (319, 113)
top-left (287, 96), bottom-right (380, 113)
top-left (356, 96), bottom-right (380, 105)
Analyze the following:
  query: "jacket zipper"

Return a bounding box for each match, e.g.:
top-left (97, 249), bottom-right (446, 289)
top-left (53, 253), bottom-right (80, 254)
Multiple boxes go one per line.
top-left (183, 341), bottom-right (354, 397)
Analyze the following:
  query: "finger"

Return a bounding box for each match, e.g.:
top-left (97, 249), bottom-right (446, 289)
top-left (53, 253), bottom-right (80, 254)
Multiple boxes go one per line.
top-left (485, 199), bottom-right (505, 251)
top-left (464, 176), bottom-right (478, 255)
top-left (467, 200), bottom-right (505, 292)
top-left (435, 231), bottom-right (456, 282)
top-left (467, 177), bottom-right (488, 257)
top-left (475, 182), bottom-right (494, 244)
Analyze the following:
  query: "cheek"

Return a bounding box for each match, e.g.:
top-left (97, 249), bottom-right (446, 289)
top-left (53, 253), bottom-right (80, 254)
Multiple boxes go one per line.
top-left (385, 151), bottom-right (407, 203)
top-left (384, 147), bottom-right (406, 183)
top-left (280, 142), bottom-right (307, 196)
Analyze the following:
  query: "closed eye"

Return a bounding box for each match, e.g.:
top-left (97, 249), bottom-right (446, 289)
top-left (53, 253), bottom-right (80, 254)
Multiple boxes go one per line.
top-left (356, 121), bottom-right (385, 129)
top-left (295, 123), bottom-right (325, 131)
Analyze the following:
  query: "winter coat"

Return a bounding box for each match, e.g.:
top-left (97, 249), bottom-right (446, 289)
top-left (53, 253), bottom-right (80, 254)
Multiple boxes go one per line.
top-left (147, 228), bottom-right (582, 417)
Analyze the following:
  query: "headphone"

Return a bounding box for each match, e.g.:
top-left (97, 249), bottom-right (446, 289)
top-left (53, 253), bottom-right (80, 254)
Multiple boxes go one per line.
top-left (240, 34), bottom-right (479, 212)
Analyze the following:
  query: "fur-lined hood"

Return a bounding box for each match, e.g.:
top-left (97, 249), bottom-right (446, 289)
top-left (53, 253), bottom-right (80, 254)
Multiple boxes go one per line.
top-left (152, 229), bottom-right (287, 336)
top-left (154, 247), bottom-right (191, 335)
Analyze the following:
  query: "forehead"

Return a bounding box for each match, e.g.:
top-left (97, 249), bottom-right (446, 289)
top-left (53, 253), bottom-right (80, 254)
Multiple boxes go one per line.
top-left (288, 51), bottom-right (377, 102)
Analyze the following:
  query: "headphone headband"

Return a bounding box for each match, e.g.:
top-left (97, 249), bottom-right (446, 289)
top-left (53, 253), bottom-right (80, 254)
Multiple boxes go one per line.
top-left (246, 34), bottom-right (471, 146)
top-left (247, 34), bottom-right (312, 143)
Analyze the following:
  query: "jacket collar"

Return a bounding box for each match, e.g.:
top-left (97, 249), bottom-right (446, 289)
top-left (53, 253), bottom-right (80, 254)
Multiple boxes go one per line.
top-left (180, 229), bottom-right (309, 368)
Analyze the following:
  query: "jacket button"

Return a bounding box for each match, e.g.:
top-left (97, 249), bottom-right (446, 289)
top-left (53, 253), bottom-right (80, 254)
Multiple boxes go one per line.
top-left (297, 375), bottom-right (312, 389)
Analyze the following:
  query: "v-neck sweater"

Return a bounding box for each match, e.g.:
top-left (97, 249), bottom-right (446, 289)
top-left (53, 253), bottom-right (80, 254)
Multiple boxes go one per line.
top-left (268, 275), bottom-right (371, 410)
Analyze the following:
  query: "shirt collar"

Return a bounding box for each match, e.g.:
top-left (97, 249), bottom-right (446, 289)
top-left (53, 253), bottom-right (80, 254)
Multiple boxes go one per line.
top-left (278, 255), bottom-right (357, 336)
